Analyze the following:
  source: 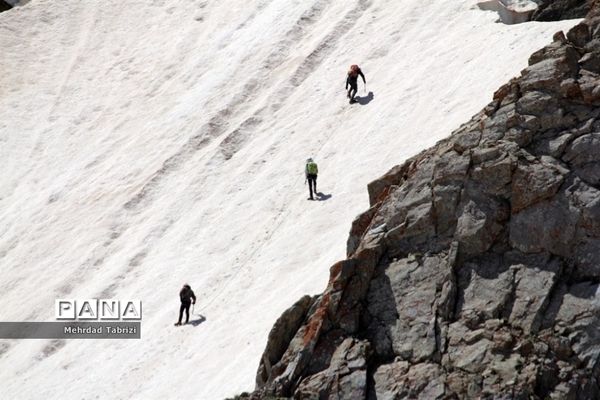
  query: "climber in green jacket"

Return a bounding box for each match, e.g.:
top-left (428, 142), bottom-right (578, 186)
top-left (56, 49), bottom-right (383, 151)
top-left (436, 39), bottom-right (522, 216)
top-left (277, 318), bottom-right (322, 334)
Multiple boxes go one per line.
top-left (305, 158), bottom-right (318, 200)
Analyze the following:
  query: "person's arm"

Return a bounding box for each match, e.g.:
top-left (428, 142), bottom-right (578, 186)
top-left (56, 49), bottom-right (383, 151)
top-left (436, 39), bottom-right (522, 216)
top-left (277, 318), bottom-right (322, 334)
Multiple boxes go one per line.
top-left (346, 75), bottom-right (349, 89)
top-left (359, 70), bottom-right (366, 84)
top-left (190, 290), bottom-right (196, 304)
top-left (315, 164), bottom-right (318, 174)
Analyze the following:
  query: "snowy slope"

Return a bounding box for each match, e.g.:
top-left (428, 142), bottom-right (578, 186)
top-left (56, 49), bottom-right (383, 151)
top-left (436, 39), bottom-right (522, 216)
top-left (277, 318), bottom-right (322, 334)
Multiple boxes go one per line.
top-left (0, 1), bottom-right (578, 399)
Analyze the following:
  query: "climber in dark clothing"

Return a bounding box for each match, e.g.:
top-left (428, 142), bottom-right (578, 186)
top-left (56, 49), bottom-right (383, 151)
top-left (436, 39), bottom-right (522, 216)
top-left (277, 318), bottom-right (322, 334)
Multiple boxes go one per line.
top-left (175, 284), bottom-right (196, 326)
top-left (346, 64), bottom-right (366, 102)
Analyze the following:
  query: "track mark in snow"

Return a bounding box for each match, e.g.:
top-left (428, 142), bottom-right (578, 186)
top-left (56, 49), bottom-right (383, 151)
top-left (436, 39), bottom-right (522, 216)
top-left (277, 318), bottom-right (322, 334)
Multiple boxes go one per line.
top-left (122, 0), bottom-right (338, 212)
top-left (98, 281), bottom-right (121, 299)
top-left (128, 250), bottom-right (148, 269)
top-left (97, 221), bottom-right (174, 298)
top-left (0, 343), bottom-right (11, 360)
top-left (38, 340), bottom-right (66, 360)
top-left (368, 44), bottom-right (391, 60)
top-left (47, 4), bottom-right (101, 119)
top-left (232, 0), bottom-right (275, 32)
top-left (56, 281), bottom-right (74, 298)
top-left (290, 0), bottom-right (373, 88)
top-left (262, 0), bottom-right (330, 69)
top-left (122, 112), bottom-right (228, 211)
top-left (0, 238), bottom-right (18, 261)
top-left (219, 116), bottom-right (263, 160)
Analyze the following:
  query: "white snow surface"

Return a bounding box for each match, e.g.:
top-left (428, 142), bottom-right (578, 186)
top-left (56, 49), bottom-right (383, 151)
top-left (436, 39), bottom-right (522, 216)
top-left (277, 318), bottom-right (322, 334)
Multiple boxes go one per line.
top-left (0, 0), bottom-right (578, 399)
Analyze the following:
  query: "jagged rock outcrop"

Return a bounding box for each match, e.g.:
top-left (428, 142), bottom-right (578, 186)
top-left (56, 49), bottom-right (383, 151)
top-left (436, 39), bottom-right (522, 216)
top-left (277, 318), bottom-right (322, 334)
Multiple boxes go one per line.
top-left (246, 8), bottom-right (600, 400)
top-left (532, 0), bottom-right (592, 21)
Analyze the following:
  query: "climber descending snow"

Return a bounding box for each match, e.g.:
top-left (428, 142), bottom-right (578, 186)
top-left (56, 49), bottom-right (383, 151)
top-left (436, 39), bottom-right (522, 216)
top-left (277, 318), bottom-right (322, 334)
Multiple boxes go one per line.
top-left (305, 158), bottom-right (318, 200)
top-left (346, 64), bottom-right (366, 103)
top-left (175, 284), bottom-right (196, 326)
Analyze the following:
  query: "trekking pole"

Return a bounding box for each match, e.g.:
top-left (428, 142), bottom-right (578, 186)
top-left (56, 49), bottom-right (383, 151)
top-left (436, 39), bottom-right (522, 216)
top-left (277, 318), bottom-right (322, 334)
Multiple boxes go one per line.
top-left (192, 303), bottom-right (195, 315)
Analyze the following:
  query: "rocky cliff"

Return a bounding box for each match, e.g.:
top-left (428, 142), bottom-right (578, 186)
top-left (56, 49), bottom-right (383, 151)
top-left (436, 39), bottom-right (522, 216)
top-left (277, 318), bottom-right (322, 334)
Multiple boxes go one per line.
top-left (245, 7), bottom-right (600, 400)
top-left (533, 0), bottom-right (592, 21)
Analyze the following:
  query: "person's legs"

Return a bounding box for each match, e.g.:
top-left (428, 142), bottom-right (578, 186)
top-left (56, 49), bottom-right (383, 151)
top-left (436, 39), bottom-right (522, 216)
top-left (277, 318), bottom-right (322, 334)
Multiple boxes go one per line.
top-left (177, 303), bottom-right (185, 324)
top-left (184, 303), bottom-right (191, 324)
top-left (312, 175), bottom-right (317, 194)
top-left (350, 83), bottom-right (358, 100)
top-left (308, 176), bottom-right (315, 199)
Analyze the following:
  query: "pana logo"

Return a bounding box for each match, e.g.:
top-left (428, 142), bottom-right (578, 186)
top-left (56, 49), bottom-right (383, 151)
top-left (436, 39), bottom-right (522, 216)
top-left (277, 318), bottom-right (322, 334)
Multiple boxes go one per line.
top-left (55, 299), bottom-right (142, 320)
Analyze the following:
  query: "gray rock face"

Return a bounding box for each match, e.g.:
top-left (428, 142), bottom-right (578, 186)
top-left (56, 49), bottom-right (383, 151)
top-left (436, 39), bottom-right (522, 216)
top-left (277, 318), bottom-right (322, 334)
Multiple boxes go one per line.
top-left (294, 338), bottom-right (370, 399)
top-left (246, 7), bottom-right (600, 400)
top-left (373, 361), bottom-right (445, 399)
top-left (366, 253), bottom-right (454, 363)
top-left (532, 0), bottom-right (591, 22)
top-left (256, 295), bottom-right (316, 388)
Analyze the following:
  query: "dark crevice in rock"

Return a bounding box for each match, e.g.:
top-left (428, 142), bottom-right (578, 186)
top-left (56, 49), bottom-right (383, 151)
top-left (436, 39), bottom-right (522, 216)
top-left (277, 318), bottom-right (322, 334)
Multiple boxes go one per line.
top-left (500, 265), bottom-right (519, 321)
top-left (0, 0), bottom-right (12, 13)
top-left (433, 311), bottom-right (444, 363)
top-left (530, 257), bottom-right (564, 332)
